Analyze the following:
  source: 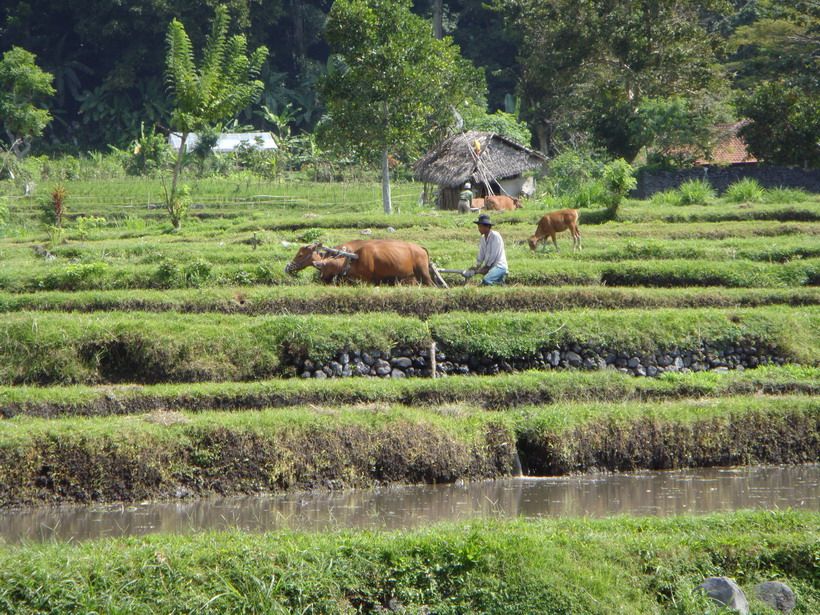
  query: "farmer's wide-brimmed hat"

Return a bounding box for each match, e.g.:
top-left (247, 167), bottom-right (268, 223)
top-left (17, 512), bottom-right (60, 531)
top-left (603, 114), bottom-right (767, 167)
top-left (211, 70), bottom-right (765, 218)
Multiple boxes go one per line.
top-left (473, 213), bottom-right (493, 226)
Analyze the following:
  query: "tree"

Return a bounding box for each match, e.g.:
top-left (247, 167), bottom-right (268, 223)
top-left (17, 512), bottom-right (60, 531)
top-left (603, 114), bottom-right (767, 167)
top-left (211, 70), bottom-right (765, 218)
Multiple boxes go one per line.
top-left (0, 46), bottom-right (55, 159)
top-left (497, 0), bottom-right (730, 159)
top-left (319, 0), bottom-right (483, 213)
top-left (736, 82), bottom-right (820, 167)
top-left (726, 1), bottom-right (819, 166)
top-left (164, 4), bottom-right (267, 228)
top-left (636, 95), bottom-right (732, 168)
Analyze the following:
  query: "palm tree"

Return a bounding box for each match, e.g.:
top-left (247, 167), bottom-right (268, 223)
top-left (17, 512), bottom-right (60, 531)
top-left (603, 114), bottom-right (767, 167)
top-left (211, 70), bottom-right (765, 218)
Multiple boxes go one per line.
top-left (164, 5), bottom-right (267, 228)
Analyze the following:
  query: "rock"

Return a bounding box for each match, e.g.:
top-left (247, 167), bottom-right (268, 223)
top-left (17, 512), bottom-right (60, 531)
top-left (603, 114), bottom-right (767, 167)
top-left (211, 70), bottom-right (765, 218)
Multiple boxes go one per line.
top-left (565, 351), bottom-right (583, 366)
top-left (697, 577), bottom-right (749, 614)
top-left (390, 368), bottom-right (406, 379)
top-left (391, 357), bottom-right (413, 369)
top-left (338, 352), bottom-right (350, 365)
top-left (712, 366), bottom-right (729, 373)
top-left (362, 353), bottom-right (374, 366)
top-left (549, 351), bottom-right (561, 367)
top-left (627, 356), bottom-right (641, 369)
top-left (313, 370), bottom-right (327, 379)
top-left (303, 359), bottom-right (315, 371)
top-left (300, 371), bottom-right (312, 379)
top-left (646, 366), bottom-right (659, 377)
top-left (754, 581), bottom-right (795, 613)
top-left (329, 361), bottom-right (343, 376)
top-left (386, 226), bottom-right (396, 233)
top-left (375, 360), bottom-right (392, 376)
top-left (634, 365), bottom-right (646, 377)
top-left (673, 356), bottom-right (685, 370)
top-left (355, 361), bottom-right (369, 376)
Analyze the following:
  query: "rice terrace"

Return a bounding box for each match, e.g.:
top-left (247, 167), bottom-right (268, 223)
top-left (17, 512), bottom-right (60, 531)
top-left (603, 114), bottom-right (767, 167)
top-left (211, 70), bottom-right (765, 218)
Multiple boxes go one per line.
top-left (1, 0), bottom-right (819, 613)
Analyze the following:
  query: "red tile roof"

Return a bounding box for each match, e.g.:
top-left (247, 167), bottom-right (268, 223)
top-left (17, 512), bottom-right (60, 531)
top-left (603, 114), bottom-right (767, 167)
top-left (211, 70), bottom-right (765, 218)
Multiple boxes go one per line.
top-left (696, 121), bottom-right (757, 165)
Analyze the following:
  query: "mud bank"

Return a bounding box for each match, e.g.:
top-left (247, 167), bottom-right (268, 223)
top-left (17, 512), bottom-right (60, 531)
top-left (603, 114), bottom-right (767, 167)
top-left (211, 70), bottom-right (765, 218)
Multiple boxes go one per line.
top-left (1, 400), bottom-right (816, 507)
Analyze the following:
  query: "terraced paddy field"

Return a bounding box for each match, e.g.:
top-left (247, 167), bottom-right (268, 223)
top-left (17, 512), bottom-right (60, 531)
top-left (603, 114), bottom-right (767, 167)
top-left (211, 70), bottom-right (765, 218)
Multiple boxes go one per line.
top-left (1, 178), bottom-right (818, 612)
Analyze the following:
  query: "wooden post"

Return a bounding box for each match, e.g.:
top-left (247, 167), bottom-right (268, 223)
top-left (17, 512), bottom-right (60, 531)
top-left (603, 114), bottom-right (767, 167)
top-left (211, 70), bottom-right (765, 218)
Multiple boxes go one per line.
top-left (429, 341), bottom-right (437, 378)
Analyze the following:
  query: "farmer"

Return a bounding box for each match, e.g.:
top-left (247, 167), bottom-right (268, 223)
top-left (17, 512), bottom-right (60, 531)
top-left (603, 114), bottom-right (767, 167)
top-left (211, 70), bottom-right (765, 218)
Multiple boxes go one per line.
top-left (457, 181), bottom-right (474, 214)
top-left (465, 213), bottom-right (508, 286)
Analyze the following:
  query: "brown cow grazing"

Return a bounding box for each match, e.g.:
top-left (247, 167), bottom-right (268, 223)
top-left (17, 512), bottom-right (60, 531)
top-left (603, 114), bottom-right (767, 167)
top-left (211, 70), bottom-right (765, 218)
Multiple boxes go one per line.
top-left (528, 209), bottom-right (581, 252)
top-left (285, 239), bottom-right (441, 286)
top-left (484, 195), bottom-right (521, 211)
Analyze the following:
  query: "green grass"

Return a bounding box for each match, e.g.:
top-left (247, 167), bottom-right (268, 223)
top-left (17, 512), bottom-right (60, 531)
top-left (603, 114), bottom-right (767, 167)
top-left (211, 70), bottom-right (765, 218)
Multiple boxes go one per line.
top-left (0, 396), bottom-right (815, 507)
top-left (1, 365), bottom-right (817, 418)
top-left (0, 307), bottom-right (816, 385)
top-left (0, 286), bottom-right (817, 317)
top-left (0, 512), bottom-right (816, 613)
top-left (429, 307), bottom-right (819, 364)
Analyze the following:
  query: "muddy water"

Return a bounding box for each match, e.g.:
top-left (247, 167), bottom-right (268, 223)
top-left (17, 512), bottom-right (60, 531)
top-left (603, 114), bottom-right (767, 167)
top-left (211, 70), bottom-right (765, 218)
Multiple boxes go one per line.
top-left (2, 465), bottom-right (817, 544)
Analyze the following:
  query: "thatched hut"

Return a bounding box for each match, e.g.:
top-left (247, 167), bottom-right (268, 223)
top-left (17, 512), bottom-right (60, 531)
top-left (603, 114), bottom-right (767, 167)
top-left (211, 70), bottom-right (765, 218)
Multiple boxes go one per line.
top-left (414, 131), bottom-right (546, 209)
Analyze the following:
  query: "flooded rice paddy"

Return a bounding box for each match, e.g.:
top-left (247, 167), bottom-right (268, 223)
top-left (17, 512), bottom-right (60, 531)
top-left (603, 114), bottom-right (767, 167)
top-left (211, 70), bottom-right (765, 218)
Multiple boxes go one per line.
top-left (3, 464), bottom-right (817, 543)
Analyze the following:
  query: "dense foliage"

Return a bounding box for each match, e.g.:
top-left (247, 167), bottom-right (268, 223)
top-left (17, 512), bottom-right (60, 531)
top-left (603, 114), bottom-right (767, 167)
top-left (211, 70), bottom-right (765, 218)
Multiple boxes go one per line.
top-left (0, 1), bottom-right (817, 166)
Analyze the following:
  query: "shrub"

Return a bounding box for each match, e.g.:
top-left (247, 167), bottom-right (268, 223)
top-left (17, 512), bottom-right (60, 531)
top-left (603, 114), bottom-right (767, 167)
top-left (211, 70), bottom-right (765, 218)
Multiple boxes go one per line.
top-left (763, 187), bottom-right (811, 204)
top-left (153, 258), bottom-right (213, 288)
top-left (298, 228), bottom-right (323, 243)
top-left (650, 189), bottom-right (682, 206)
top-left (46, 225), bottom-right (65, 248)
top-left (601, 158), bottom-right (636, 213)
top-left (724, 178), bottom-right (765, 203)
top-left (676, 179), bottom-right (715, 205)
top-left (75, 216), bottom-right (107, 239)
top-left (126, 124), bottom-right (173, 176)
top-left (164, 183), bottom-right (191, 230)
top-left (543, 147), bottom-right (607, 196)
top-left (41, 262), bottom-right (110, 290)
top-left (39, 183), bottom-right (67, 226)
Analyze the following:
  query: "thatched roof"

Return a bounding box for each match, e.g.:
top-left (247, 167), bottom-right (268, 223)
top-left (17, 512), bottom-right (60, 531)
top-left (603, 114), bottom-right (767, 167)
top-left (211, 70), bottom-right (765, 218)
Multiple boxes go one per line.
top-left (414, 131), bottom-right (546, 189)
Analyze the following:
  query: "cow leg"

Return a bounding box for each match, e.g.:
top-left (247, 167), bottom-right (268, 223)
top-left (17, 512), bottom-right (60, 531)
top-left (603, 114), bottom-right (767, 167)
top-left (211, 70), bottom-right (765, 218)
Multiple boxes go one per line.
top-left (416, 266), bottom-right (435, 286)
top-left (551, 232), bottom-right (559, 251)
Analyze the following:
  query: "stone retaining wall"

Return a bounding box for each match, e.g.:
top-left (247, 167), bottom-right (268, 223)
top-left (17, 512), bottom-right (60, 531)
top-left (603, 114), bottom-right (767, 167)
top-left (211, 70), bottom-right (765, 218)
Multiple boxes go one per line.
top-left (294, 340), bottom-right (787, 379)
top-left (632, 163), bottom-right (820, 199)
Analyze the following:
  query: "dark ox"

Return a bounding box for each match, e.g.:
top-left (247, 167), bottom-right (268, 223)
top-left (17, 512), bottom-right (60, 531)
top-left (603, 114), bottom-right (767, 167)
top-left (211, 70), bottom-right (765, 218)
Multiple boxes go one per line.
top-left (285, 240), bottom-right (440, 285)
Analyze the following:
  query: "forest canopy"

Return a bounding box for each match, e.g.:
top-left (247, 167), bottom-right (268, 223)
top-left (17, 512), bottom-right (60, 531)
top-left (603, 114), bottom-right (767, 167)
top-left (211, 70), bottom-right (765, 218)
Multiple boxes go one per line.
top-left (0, 0), bottom-right (817, 166)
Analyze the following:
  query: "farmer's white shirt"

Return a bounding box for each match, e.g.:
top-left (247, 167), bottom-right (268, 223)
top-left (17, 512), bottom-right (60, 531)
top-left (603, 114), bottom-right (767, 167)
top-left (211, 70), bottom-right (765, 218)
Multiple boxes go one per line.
top-left (477, 229), bottom-right (508, 270)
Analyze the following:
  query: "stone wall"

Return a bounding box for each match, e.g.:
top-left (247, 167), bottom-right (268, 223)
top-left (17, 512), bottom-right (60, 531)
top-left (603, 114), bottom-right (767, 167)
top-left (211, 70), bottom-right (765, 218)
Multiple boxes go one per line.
top-left (293, 340), bottom-right (787, 379)
top-left (632, 163), bottom-right (820, 199)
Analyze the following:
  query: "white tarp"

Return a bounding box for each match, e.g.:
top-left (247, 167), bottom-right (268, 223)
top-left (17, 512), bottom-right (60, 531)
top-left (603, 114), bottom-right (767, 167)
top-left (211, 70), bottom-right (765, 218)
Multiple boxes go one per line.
top-left (168, 132), bottom-right (277, 153)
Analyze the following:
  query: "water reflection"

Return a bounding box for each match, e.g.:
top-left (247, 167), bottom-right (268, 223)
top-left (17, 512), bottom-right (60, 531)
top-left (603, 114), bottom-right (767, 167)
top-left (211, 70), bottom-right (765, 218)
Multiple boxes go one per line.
top-left (2, 464), bottom-right (817, 544)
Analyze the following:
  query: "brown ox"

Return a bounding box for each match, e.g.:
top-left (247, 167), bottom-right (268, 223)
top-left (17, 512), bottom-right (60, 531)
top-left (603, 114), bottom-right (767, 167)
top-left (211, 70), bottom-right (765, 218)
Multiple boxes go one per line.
top-left (484, 195), bottom-right (521, 211)
top-left (528, 209), bottom-right (581, 251)
top-left (285, 240), bottom-right (439, 285)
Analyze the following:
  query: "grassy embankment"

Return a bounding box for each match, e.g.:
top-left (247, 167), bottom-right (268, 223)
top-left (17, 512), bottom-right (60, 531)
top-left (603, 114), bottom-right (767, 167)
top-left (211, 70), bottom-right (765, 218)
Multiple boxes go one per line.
top-left (0, 512), bottom-right (817, 614)
top-left (0, 307), bottom-right (816, 385)
top-left (2, 365), bottom-right (816, 418)
top-left (0, 395), bottom-right (816, 506)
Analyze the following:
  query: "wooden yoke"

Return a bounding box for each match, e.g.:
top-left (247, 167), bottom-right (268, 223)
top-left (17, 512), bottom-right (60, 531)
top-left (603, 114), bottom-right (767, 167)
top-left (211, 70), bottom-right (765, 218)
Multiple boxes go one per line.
top-left (318, 246), bottom-right (359, 260)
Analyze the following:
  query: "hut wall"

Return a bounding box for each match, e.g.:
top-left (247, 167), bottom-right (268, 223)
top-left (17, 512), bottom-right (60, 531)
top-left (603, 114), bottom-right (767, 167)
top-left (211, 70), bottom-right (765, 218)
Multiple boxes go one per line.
top-left (438, 188), bottom-right (461, 210)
